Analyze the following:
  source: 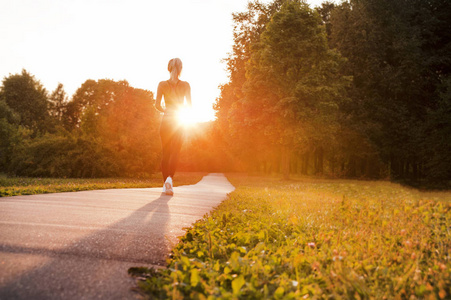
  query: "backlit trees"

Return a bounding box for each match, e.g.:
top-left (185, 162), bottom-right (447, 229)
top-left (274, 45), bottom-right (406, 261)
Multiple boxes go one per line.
top-left (0, 69), bottom-right (50, 133)
top-left (216, 0), bottom-right (350, 178)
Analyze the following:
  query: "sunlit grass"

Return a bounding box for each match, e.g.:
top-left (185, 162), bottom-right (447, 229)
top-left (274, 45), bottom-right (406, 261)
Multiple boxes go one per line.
top-left (0, 172), bottom-right (206, 197)
top-left (131, 174), bottom-right (451, 299)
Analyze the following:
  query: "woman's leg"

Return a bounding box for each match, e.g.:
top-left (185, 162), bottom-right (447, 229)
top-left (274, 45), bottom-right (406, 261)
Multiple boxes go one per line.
top-left (160, 117), bottom-right (171, 182)
top-left (168, 128), bottom-right (184, 179)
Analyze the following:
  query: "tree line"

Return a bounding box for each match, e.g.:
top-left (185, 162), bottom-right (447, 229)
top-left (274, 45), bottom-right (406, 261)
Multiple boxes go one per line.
top-left (0, 70), bottom-right (228, 178)
top-left (214, 0), bottom-right (451, 185)
top-left (0, 71), bottom-right (162, 177)
top-left (1, 0), bottom-right (449, 186)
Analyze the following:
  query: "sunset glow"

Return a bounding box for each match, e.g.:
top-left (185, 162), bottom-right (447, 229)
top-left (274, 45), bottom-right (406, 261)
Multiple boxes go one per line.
top-left (0, 0), bottom-right (324, 124)
top-left (177, 106), bottom-right (198, 126)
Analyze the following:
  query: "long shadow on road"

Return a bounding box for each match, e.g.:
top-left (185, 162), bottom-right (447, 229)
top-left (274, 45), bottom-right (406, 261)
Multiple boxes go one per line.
top-left (0, 193), bottom-right (172, 300)
top-left (0, 174), bottom-right (234, 299)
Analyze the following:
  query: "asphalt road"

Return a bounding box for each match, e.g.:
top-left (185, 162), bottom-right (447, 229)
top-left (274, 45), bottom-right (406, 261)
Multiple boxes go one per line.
top-left (0, 173), bottom-right (235, 300)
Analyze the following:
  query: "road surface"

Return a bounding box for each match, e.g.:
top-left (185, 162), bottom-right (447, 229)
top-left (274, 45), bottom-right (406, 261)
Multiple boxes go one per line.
top-left (0, 173), bottom-right (234, 299)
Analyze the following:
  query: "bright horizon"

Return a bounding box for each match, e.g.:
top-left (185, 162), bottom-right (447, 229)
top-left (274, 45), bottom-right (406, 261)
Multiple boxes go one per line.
top-left (0, 0), bottom-right (326, 123)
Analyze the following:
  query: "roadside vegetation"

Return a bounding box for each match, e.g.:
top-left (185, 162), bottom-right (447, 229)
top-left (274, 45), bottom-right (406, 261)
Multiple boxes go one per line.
top-left (130, 174), bottom-right (451, 299)
top-left (0, 172), bottom-right (205, 197)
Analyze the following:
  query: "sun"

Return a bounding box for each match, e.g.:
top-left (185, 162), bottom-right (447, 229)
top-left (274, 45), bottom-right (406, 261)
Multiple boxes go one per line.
top-left (176, 102), bottom-right (217, 126)
top-left (177, 106), bottom-right (198, 127)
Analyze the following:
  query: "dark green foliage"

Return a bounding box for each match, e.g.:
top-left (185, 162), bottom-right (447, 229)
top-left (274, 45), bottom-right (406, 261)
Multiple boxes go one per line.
top-left (422, 78), bottom-right (451, 181)
top-left (0, 119), bottom-right (20, 171)
top-left (216, 1), bottom-right (352, 177)
top-left (8, 132), bottom-right (120, 178)
top-left (0, 100), bottom-right (22, 170)
top-left (0, 99), bottom-right (20, 124)
top-left (48, 83), bottom-right (68, 122)
top-left (64, 79), bottom-right (131, 130)
top-left (215, 0), bottom-right (451, 185)
top-left (214, 1), bottom-right (286, 174)
top-left (243, 1), bottom-right (350, 177)
top-left (329, 0), bottom-right (451, 184)
top-left (0, 74), bottom-right (162, 178)
top-left (1, 0), bottom-right (449, 182)
top-left (0, 70), bottom-right (52, 133)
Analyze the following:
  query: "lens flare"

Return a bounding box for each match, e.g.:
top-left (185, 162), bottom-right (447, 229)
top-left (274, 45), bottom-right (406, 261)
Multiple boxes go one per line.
top-left (177, 107), bottom-right (197, 126)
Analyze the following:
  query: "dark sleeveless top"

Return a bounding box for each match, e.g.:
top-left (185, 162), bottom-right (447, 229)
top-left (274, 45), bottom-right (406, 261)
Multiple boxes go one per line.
top-left (164, 80), bottom-right (184, 113)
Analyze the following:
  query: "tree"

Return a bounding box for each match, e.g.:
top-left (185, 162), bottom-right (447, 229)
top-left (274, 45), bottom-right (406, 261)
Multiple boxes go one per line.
top-left (0, 100), bottom-right (21, 170)
top-left (62, 79), bottom-right (161, 176)
top-left (242, 1), bottom-right (350, 178)
top-left (64, 79), bottom-right (129, 130)
top-left (214, 0), bottom-right (285, 172)
top-left (413, 0), bottom-right (451, 183)
top-left (422, 77), bottom-right (451, 182)
top-left (49, 83), bottom-right (68, 122)
top-left (316, 1), bottom-right (335, 43)
top-left (0, 69), bottom-right (50, 133)
top-left (329, 0), bottom-right (451, 183)
top-left (96, 85), bottom-right (160, 176)
top-left (5, 78), bottom-right (162, 178)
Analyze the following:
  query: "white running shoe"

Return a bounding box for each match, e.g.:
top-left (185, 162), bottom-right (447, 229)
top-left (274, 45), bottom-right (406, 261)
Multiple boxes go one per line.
top-left (164, 176), bottom-right (173, 195)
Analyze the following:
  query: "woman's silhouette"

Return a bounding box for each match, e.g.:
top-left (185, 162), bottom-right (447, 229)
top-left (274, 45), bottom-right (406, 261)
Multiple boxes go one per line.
top-left (155, 58), bottom-right (192, 195)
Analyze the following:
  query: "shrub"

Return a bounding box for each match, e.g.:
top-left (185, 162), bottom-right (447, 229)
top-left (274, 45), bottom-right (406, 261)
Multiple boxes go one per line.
top-left (8, 132), bottom-right (120, 178)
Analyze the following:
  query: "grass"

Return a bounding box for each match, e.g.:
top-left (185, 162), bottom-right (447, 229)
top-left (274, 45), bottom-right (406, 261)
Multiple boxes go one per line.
top-left (0, 172), bottom-right (206, 197)
top-left (130, 174), bottom-right (451, 299)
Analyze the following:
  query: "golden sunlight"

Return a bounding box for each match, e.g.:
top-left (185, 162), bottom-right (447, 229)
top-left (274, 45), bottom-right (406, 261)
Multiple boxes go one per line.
top-left (177, 106), bottom-right (198, 126)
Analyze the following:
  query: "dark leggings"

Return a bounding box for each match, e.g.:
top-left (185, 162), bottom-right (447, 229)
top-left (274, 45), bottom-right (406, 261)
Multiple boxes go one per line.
top-left (160, 114), bottom-right (183, 182)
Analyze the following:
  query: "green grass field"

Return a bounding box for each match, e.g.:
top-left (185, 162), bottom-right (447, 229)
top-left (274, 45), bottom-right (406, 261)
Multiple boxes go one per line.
top-left (130, 174), bottom-right (451, 299)
top-left (0, 172), bottom-right (206, 197)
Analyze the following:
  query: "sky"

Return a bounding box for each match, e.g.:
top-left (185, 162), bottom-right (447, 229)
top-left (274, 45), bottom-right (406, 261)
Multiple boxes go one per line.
top-left (0, 0), bottom-right (326, 122)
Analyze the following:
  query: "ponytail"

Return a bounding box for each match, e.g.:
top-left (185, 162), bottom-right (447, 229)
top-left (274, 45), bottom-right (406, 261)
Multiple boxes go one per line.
top-left (168, 58), bottom-right (183, 81)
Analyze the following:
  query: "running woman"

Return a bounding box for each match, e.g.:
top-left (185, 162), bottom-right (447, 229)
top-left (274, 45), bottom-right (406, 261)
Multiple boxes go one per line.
top-left (155, 58), bottom-right (192, 195)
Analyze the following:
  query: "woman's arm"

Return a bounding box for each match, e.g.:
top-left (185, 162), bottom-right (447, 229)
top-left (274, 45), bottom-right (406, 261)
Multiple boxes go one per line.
top-left (155, 82), bottom-right (165, 113)
top-left (185, 82), bottom-right (192, 108)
